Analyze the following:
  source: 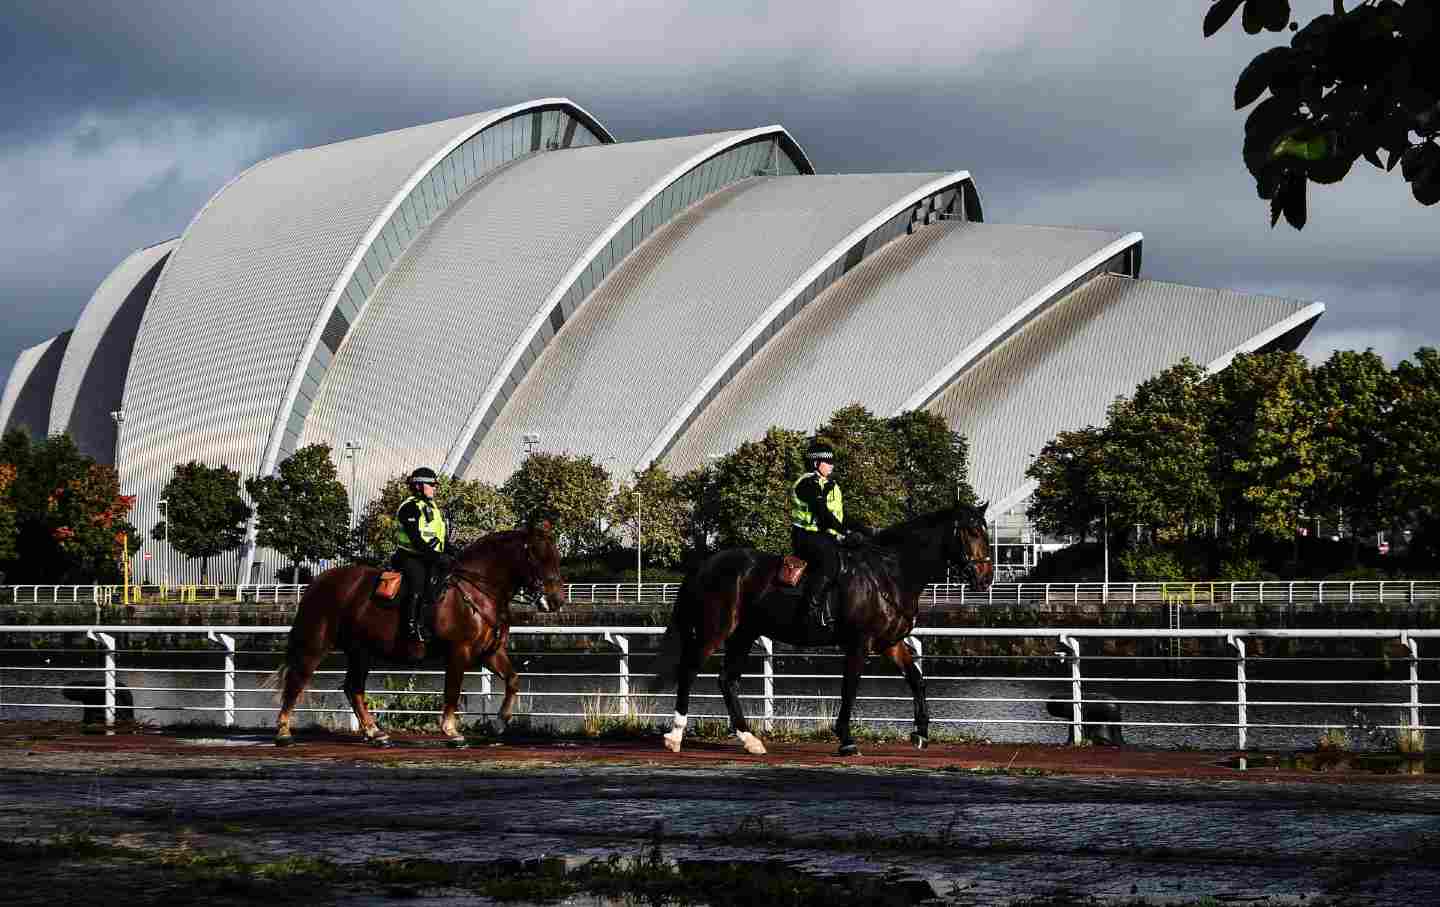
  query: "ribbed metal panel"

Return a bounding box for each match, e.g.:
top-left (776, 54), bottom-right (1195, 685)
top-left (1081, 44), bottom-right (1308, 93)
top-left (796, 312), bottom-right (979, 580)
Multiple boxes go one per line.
top-left (301, 129), bottom-right (798, 510)
top-left (465, 173), bottom-right (960, 481)
top-left (49, 240), bottom-right (176, 461)
top-left (928, 275), bottom-right (1317, 510)
top-left (664, 221), bottom-right (1128, 473)
top-left (0, 332), bottom-right (71, 439)
top-left (119, 104), bottom-right (605, 584)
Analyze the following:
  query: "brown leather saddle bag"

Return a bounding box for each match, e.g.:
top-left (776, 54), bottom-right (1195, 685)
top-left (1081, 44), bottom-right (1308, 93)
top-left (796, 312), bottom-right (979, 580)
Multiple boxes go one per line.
top-left (375, 571), bottom-right (404, 602)
top-left (778, 555), bottom-right (807, 587)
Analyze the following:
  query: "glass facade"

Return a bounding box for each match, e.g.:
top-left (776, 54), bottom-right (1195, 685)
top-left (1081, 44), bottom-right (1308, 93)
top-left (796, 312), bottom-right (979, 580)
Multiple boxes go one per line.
top-left (277, 106), bottom-right (607, 459)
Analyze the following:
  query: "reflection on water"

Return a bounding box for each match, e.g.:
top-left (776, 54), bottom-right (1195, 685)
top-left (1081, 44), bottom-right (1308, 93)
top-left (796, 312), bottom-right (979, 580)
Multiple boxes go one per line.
top-left (2, 646), bottom-right (1433, 752)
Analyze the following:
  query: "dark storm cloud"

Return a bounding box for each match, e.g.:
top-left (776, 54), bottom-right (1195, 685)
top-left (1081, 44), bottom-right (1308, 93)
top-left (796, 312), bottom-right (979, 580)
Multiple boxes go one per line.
top-left (1, 1), bottom-right (1434, 368)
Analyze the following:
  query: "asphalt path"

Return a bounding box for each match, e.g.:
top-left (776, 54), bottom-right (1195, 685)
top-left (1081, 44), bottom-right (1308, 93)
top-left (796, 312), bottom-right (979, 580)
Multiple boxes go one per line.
top-left (4, 729), bottom-right (1440, 905)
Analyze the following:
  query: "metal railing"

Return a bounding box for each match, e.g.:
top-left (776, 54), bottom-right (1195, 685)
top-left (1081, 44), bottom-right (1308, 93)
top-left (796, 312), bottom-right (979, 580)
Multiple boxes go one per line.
top-left (5, 580), bottom-right (1440, 609)
top-left (1, 624), bottom-right (1433, 751)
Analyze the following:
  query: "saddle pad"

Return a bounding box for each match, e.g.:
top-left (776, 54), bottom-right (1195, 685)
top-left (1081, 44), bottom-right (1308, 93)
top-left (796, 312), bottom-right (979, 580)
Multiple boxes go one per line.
top-left (376, 571), bottom-right (403, 601)
top-left (779, 555), bottom-right (807, 587)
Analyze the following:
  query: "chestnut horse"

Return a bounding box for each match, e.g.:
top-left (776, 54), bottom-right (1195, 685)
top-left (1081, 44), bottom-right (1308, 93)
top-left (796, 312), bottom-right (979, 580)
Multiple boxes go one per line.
top-left (265, 522), bottom-right (565, 747)
top-left (650, 504), bottom-right (992, 757)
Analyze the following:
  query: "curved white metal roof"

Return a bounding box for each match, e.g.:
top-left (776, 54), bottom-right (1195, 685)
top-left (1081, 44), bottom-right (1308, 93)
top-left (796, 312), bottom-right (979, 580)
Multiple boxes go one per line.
top-left (301, 128), bottom-right (805, 509)
top-left (49, 239), bottom-right (176, 460)
top-left (110, 101), bottom-right (612, 579)
top-left (927, 275), bottom-right (1323, 516)
top-left (663, 221), bottom-right (1137, 473)
top-left (466, 172), bottom-right (971, 482)
top-left (1, 332), bottom-right (71, 439)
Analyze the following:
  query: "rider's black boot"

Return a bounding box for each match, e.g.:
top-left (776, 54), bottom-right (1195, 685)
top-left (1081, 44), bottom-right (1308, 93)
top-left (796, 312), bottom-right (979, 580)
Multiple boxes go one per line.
top-left (402, 592), bottom-right (427, 645)
top-left (803, 577), bottom-right (833, 635)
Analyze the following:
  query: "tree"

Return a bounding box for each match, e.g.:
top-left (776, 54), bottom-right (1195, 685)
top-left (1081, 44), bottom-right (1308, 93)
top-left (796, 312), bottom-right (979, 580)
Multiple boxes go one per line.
top-left (1026, 427), bottom-right (1109, 541)
top-left (1104, 359), bottom-right (1220, 538)
top-left (502, 453), bottom-right (612, 559)
top-left (885, 408), bottom-right (978, 515)
top-left (816, 404), bottom-right (905, 530)
top-left (1388, 347), bottom-right (1440, 519)
top-left (0, 431), bottom-right (135, 582)
top-left (153, 461), bottom-right (252, 583)
top-left (354, 473), bottom-right (515, 561)
top-left (245, 444), bottom-right (351, 581)
top-left (704, 427), bottom-right (808, 554)
top-left (1306, 348), bottom-right (1396, 558)
top-left (1204, 0), bottom-right (1440, 228)
top-left (1209, 350), bottom-right (1325, 540)
top-left (612, 465), bottom-right (692, 569)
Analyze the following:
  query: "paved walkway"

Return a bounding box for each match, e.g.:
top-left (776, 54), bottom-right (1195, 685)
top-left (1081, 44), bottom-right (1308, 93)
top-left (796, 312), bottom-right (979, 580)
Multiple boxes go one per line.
top-left (4, 733), bottom-right (1440, 904)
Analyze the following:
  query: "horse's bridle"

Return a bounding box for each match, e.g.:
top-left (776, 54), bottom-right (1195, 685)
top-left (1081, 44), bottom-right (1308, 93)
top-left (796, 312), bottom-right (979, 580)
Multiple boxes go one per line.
top-left (949, 513), bottom-right (991, 585)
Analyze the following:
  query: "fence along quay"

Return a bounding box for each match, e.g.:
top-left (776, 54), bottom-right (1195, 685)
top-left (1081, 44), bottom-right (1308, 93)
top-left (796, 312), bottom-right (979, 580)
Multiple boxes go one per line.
top-left (1, 621), bottom-right (1435, 757)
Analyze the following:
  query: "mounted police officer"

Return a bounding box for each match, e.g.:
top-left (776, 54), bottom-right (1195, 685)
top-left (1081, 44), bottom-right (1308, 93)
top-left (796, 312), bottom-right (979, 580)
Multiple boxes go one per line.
top-left (393, 467), bottom-right (450, 645)
top-left (791, 440), bottom-right (867, 633)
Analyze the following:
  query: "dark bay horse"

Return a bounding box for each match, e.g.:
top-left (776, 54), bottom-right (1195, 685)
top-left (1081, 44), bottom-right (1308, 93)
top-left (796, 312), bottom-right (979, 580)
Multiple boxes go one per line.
top-left (651, 504), bottom-right (992, 757)
top-left (264, 522), bottom-right (565, 747)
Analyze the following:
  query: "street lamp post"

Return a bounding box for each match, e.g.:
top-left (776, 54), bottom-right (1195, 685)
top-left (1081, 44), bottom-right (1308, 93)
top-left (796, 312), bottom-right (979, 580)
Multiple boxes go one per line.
top-left (343, 441), bottom-right (364, 528)
top-left (108, 410), bottom-right (125, 466)
top-left (156, 499), bottom-right (169, 587)
top-left (635, 473), bottom-right (643, 589)
top-left (522, 433), bottom-right (541, 457)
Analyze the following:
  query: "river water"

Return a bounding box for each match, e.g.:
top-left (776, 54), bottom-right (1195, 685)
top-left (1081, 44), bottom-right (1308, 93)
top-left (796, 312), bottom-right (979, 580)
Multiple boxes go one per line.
top-left (2, 637), bottom-right (1432, 752)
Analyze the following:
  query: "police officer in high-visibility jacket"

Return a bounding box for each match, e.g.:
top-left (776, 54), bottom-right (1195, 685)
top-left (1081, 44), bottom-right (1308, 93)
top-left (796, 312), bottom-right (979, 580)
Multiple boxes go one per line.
top-left (790, 441), bottom-right (866, 633)
top-left (393, 467), bottom-right (450, 644)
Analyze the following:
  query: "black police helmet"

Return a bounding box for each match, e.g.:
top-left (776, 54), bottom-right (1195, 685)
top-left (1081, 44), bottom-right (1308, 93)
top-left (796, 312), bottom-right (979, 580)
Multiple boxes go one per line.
top-left (408, 467), bottom-right (439, 486)
top-left (807, 441), bottom-right (835, 463)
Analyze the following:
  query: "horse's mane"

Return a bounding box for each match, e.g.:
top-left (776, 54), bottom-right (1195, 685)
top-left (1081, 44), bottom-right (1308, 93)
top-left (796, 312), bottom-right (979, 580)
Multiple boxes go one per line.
top-left (870, 504), bottom-right (986, 547)
top-left (457, 528), bottom-right (529, 561)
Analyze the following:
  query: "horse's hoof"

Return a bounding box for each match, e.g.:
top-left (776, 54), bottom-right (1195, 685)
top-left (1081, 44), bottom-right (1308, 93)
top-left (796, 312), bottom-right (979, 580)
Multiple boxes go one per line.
top-left (736, 731), bottom-right (767, 756)
top-left (274, 734), bottom-right (294, 748)
top-left (910, 733), bottom-right (929, 750)
top-left (446, 735), bottom-right (469, 750)
top-left (836, 743), bottom-right (861, 757)
top-left (366, 734), bottom-right (393, 749)
top-left (662, 730), bottom-right (684, 753)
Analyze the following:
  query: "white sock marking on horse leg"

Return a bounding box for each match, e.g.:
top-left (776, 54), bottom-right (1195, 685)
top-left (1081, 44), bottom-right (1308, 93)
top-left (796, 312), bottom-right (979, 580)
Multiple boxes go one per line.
top-left (736, 730), bottom-right (767, 755)
top-left (662, 712), bottom-right (687, 752)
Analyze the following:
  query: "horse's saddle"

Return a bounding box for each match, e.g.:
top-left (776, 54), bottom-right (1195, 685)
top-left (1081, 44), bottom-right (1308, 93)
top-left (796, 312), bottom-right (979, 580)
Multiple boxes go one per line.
top-left (778, 555), bottom-right (807, 587)
top-left (375, 571), bottom-right (404, 601)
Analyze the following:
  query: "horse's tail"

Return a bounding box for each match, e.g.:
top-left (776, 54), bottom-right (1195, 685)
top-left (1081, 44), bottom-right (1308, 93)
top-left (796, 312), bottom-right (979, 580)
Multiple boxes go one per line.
top-left (259, 618), bottom-right (308, 705)
top-left (642, 575), bottom-right (698, 693)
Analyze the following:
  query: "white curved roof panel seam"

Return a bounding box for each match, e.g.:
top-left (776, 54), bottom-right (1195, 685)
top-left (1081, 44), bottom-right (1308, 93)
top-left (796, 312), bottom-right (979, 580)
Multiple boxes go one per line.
top-left (465, 172), bottom-right (971, 482)
top-left (896, 232), bottom-right (1144, 414)
top-left (445, 125), bottom-right (814, 474)
top-left (635, 172), bottom-right (978, 472)
top-left (915, 277), bottom-right (1324, 520)
top-left (259, 99), bottom-right (615, 487)
top-left (49, 239), bottom-right (177, 460)
top-left (1, 332), bottom-right (72, 439)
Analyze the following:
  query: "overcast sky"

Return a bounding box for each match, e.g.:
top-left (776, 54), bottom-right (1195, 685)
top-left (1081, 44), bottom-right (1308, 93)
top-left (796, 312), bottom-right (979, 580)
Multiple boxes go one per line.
top-left (2, 1), bottom-right (1435, 369)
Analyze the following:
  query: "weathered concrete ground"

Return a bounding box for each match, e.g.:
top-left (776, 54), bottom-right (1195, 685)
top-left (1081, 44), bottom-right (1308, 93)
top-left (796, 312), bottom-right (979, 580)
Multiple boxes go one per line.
top-left (4, 729), bottom-right (1440, 905)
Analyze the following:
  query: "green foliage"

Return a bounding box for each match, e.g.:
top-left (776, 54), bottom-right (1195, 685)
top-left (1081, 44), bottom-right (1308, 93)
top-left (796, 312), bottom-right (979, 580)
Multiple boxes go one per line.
top-left (503, 453), bottom-right (612, 559)
top-left (354, 473), bottom-right (514, 561)
top-left (153, 461), bottom-right (251, 582)
top-left (612, 465), bottom-right (691, 568)
top-left (1117, 545), bottom-right (1189, 581)
top-left (885, 408), bottom-right (977, 514)
top-left (1203, 0), bottom-right (1440, 227)
top-left (1210, 350), bottom-right (1323, 540)
top-left (0, 430), bottom-right (135, 582)
top-left (701, 426), bottom-right (808, 553)
top-left (245, 444), bottom-right (351, 580)
top-left (1026, 427), bottom-right (1107, 541)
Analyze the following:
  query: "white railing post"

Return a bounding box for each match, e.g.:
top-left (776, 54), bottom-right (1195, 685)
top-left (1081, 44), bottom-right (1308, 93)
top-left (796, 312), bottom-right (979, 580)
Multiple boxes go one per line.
top-left (1404, 634), bottom-right (1421, 733)
top-left (480, 666), bottom-right (493, 719)
top-left (86, 630), bottom-right (117, 728)
top-left (606, 632), bottom-right (630, 715)
top-left (761, 636), bottom-right (774, 732)
top-left (1228, 634), bottom-right (1247, 757)
top-left (207, 631), bottom-right (236, 727)
top-left (1058, 634), bottom-right (1083, 745)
